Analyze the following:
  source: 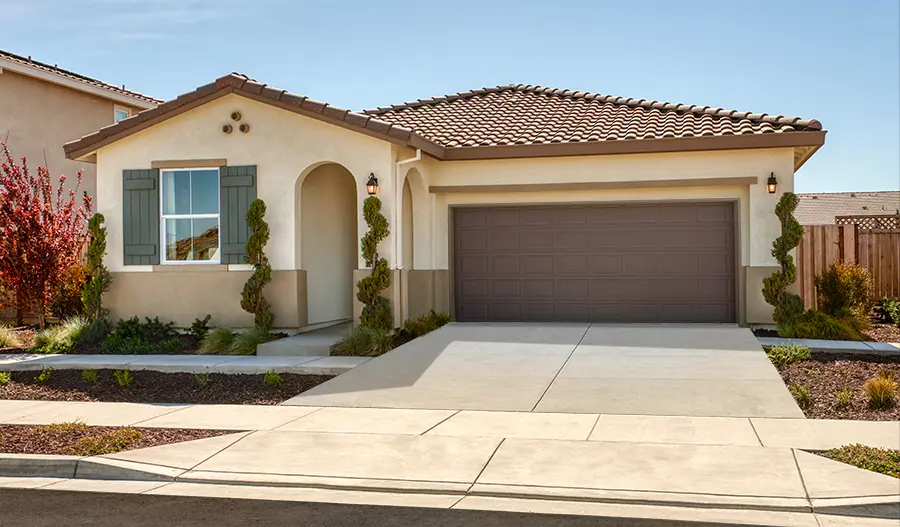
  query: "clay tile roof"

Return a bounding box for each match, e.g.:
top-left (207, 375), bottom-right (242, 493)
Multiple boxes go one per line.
top-left (0, 48), bottom-right (162, 105)
top-left (364, 84), bottom-right (823, 148)
top-left (794, 191), bottom-right (900, 225)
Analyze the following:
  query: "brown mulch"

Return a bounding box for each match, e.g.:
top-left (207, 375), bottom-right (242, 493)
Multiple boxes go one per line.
top-left (0, 424), bottom-right (232, 455)
top-left (863, 321), bottom-right (900, 343)
top-left (0, 370), bottom-right (333, 405)
top-left (778, 353), bottom-right (900, 420)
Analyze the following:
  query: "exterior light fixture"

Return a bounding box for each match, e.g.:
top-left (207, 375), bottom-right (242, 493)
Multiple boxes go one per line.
top-left (366, 173), bottom-right (379, 195)
top-left (766, 173), bottom-right (778, 194)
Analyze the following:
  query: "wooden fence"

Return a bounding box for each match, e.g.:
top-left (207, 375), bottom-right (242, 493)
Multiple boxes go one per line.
top-left (797, 224), bottom-right (900, 308)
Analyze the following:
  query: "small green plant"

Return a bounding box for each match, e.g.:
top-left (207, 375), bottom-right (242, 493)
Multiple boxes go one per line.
top-left (835, 387), bottom-right (853, 407)
top-left (71, 427), bottom-right (143, 456)
top-left (331, 326), bottom-right (395, 357)
top-left (81, 213), bottom-right (112, 321)
top-left (193, 372), bottom-right (210, 388)
top-left (0, 325), bottom-right (21, 348)
top-left (189, 315), bottom-right (213, 341)
top-left (762, 192), bottom-right (804, 335)
top-left (823, 444), bottom-right (900, 479)
top-left (81, 369), bottom-right (99, 384)
top-left (112, 369), bottom-right (133, 388)
top-left (765, 342), bottom-right (811, 367)
top-left (357, 196), bottom-right (393, 330)
top-left (862, 374), bottom-right (897, 409)
top-left (0, 372), bottom-right (11, 385)
top-left (34, 367), bottom-right (54, 384)
top-left (788, 384), bottom-right (812, 408)
top-left (199, 327), bottom-right (236, 354)
top-left (241, 199), bottom-right (274, 332)
top-left (263, 370), bottom-right (283, 387)
top-left (878, 297), bottom-right (900, 326)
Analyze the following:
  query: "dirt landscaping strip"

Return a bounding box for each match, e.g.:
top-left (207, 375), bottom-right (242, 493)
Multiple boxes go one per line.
top-left (0, 424), bottom-right (232, 456)
top-left (777, 353), bottom-right (900, 420)
top-left (0, 370), bottom-right (333, 405)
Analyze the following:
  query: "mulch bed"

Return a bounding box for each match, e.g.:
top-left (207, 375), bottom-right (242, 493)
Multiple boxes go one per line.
top-left (778, 353), bottom-right (900, 420)
top-left (864, 321), bottom-right (900, 343)
top-left (0, 424), bottom-right (232, 455)
top-left (0, 370), bottom-right (333, 405)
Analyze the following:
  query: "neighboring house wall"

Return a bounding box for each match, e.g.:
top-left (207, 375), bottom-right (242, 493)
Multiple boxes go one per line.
top-left (91, 93), bottom-right (798, 328)
top-left (0, 69), bottom-right (142, 200)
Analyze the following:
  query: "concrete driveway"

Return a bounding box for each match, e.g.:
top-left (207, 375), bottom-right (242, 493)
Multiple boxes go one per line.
top-left (283, 323), bottom-right (804, 418)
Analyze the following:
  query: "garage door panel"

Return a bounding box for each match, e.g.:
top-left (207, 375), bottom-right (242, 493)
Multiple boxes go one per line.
top-left (454, 202), bottom-right (736, 323)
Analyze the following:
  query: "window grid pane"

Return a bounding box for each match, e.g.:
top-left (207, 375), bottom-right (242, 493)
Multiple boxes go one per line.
top-left (161, 169), bottom-right (220, 263)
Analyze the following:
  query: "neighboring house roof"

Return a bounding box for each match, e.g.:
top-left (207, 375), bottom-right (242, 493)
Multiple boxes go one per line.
top-left (794, 191), bottom-right (900, 225)
top-left (0, 49), bottom-right (161, 108)
top-left (64, 73), bottom-right (826, 165)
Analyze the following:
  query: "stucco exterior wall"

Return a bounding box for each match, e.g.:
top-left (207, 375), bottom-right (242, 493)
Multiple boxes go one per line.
top-left (0, 70), bottom-right (141, 201)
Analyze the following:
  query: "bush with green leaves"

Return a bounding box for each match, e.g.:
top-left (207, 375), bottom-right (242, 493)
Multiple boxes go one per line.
top-left (357, 196), bottom-right (393, 331)
top-left (765, 342), bottom-right (811, 368)
top-left (788, 384), bottom-right (811, 407)
top-left (814, 262), bottom-right (874, 331)
top-left (81, 369), bottom-right (99, 384)
top-left (113, 369), bottom-right (133, 387)
top-left (189, 315), bottom-right (213, 341)
top-left (263, 370), bottom-right (282, 387)
top-left (0, 372), bottom-right (11, 385)
top-left (877, 297), bottom-right (900, 326)
top-left (823, 444), bottom-right (900, 479)
top-left (80, 317), bottom-right (111, 346)
top-left (81, 213), bottom-right (112, 320)
top-left (100, 316), bottom-right (183, 354)
top-left (762, 192), bottom-right (804, 335)
top-left (331, 326), bottom-right (395, 357)
top-left (34, 368), bottom-right (54, 383)
top-left (30, 317), bottom-right (91, 354)
top-left (0, 325), bottom-right (21, 348)
top-left (788, 309), bottom-right (862, 341)
top-left (241, 199), bottom-right (274, 332)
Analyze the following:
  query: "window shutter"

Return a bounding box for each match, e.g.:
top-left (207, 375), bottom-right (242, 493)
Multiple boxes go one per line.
top-left (219, 165), bottom-right (257, 264)
top-left (122, 169), bottom-right (160, 265)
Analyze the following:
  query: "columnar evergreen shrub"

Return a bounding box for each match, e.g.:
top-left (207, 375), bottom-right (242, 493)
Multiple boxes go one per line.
top-left (762, 192), bottom-right (805, 335)
top-left (82, 213), bottom-right (112, 320)
top-left (357, 196), bottom-right (393, 330)
top-left (240, 199), bottom-right (274, 332)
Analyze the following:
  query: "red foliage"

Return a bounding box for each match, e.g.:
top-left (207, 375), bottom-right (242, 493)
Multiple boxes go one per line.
top-left (0, 143), bottom-right (92, 327)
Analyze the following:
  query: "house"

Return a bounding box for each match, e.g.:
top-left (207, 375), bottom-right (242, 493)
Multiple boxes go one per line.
top-left (0, 49), bottom-right (160, 200)
top-left (63, 74), bottom-right (826, 330)
top-left (794, 191), bottom-right (900, 226)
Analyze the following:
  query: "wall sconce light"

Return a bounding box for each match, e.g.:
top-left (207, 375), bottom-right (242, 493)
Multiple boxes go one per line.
top-left (766, 173), bottom-right (778, 194)
top-left (366, 173), bottom-right (378, 195)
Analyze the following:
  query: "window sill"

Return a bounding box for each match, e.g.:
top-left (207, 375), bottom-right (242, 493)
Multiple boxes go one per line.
top-left (152, 264), bottom-right (226, 273)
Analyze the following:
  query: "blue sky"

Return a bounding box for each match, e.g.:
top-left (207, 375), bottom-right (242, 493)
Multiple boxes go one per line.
top-left (3, 0), bottom-right (898, 193)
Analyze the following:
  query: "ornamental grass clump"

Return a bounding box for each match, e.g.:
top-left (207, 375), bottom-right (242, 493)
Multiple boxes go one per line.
top-left (0, 325), bottom-right (21, 348)
top-left (357, 195), bottom-right (393, 331)
top-left (862, 371), bottom-right (898, 409)
top-left (761, 192), bottom-right (804, 336)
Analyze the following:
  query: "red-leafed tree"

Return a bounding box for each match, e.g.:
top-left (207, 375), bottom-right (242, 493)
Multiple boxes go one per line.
top-left (0, 143), bottom-right (92, 328)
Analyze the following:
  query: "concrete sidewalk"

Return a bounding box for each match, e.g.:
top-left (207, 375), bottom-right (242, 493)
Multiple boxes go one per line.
top-left (0, 353), bottom-right (368, 375)
top-left (758, 337), bottom-right (900, 355)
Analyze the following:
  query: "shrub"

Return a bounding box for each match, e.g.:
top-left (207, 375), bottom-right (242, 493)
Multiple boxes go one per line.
top-left (788, 384), bottom-right (812, 407)
top-left (100, 317), bottom-right (182, 354)
top-left (80, 317), bottom-right (111, 346)
top-left (229, 326), bottom-right (275, 356)
top-left (34, 368), bottom-right (54, 383)
top-left (30, 317), bottom-right (90, 354)
top-left (814, 262), bottom-right (874, 329)
top-left (194, 373), bottom-right (210, 388)
top-left (189, 315), bottom-right (213, 341)
top-left (241, 199), bottom-right (274, 332)
top-left (835, 387), bottom-right (853, 407)
top-left (32, 421), bottom-right (89, 434)
top-left (112, 369), bottom-right (133, 387)
top-left (862, 375), bottom-right (897, 409)
top-left (766, 342), bottom-right (811, 367)
top-left (49, 264), bottom-right (89, 319)
top-left (199, 327), bottom-right (236, 355)
top-left (263, 370), bottom-right (282, 387)
top-left (71, 427), bottom-right (143, 456)
top-left (762, 192), bottom-right (804, 335)
top-left (357, 196), bottom-right (393, 330)
top-left (823, 444), bottom-right (900, 479)
top-left (0, 372), bottom-right (10, 385)
top-left (0, 325), bottom-right (21, 348)
top-left (400, 310), bottom-right (452, 340)
top-left (81, 213), bottom-right (112, 320)
top-left (787, 309), bottom-right (862, 341)
top-left (878, 297), bottom-right (900, 325)
top-left (81, 369), bottom-right (98, 384)
top-left (331, 326), bottom-right (395, 357)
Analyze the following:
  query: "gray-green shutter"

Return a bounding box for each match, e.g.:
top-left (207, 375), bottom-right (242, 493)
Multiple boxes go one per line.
top-left (122, 169), bottom-right (160, 265)
top-left (219, 165), bottom-right (257, 264)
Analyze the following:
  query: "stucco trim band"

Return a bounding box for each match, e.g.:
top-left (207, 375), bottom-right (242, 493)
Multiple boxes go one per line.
top-left (430, 176), bottom-right (759, 194)
top-left (151, 159), bottom-right (227, 169)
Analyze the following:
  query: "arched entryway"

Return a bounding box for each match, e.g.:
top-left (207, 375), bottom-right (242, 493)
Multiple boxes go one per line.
top-left (402, 177), bottom-right (414, 269)
top-left (299, 163), bottom-right (357, 325)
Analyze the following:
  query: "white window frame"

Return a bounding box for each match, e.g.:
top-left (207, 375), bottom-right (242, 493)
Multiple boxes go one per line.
top-left (114, 106), bottom-right (131, 123)
top-left (159, 167), bottom-right (221, 265)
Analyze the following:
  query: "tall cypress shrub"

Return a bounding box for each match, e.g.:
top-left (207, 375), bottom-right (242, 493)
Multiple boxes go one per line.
top-left (240, 199), bottom-right (274, 331)
top-left (357, 196), bottom-right (392, 330)
top-left (81, 213), bottom-right (112, 320)
top-left (762, 192), bottom-right (805, 335)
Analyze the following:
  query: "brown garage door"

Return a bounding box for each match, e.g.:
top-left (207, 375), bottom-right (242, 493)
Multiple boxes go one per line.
top-left (453, 202), bottom-right (736, 323)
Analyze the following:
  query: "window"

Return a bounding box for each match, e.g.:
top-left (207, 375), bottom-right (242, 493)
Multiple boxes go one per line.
top-left (160, 169), bottom-right (220, 263)
top-left (114, 107), bottom-right (130, 124)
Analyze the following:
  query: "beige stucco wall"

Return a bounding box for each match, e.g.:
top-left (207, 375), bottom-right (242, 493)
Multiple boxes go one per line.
top-left (0, 70), bottom-right (142, 201)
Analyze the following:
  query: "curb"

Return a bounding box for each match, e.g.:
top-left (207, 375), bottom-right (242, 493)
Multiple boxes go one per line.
top-left (2, 455), bottom-right (897, 520)
top-left (757, 337), bottom-right (900, 356)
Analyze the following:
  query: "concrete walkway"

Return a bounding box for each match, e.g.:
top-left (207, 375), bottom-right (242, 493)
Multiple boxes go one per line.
top-left (0, 353), bottom-right (368, 375)
top-left (283, 323), bottom-right (803, 418)
top-left (758, 337), bottom-right (900, 355)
